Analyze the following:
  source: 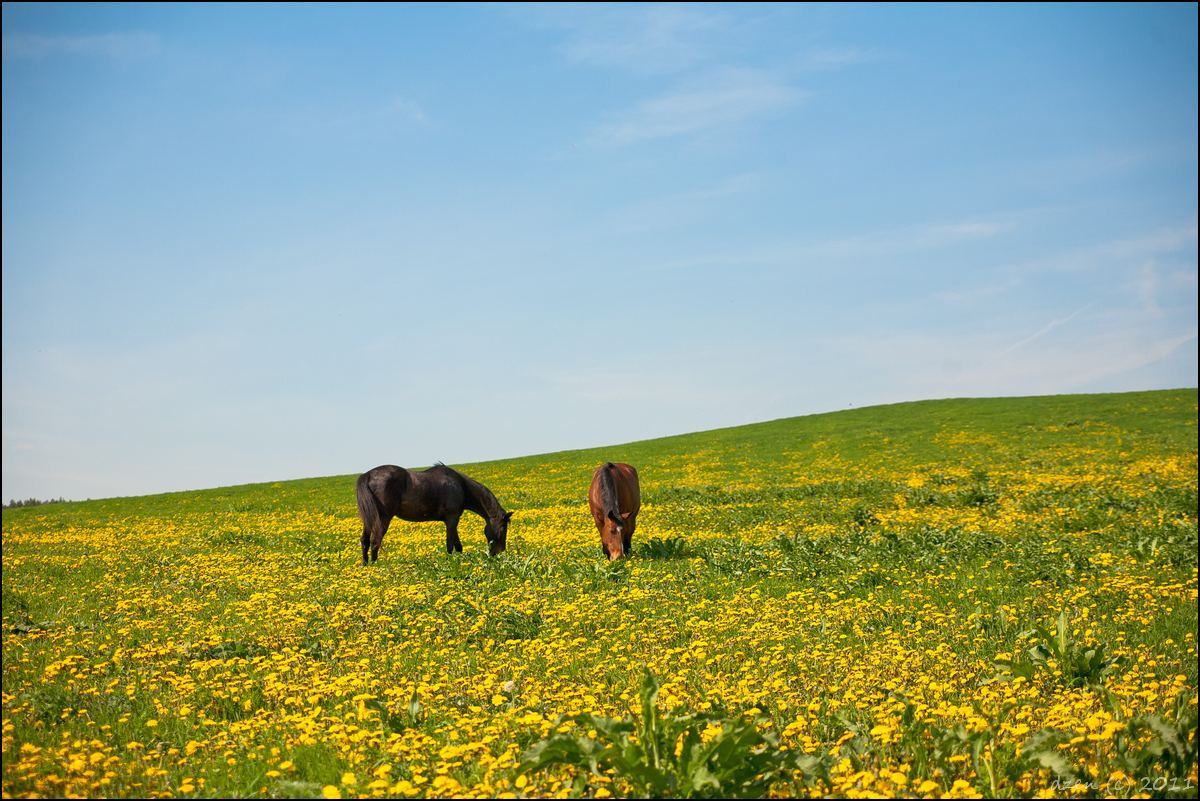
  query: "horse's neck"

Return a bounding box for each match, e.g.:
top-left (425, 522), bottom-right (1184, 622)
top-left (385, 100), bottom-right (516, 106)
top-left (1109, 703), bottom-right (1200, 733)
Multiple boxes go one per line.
top-left (462, 478), bottom-right (500, 520)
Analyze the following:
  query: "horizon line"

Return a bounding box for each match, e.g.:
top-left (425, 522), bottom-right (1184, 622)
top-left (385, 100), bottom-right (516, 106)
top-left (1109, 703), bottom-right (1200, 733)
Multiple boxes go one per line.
top-left (4, 386), bottom-right (1194, 506)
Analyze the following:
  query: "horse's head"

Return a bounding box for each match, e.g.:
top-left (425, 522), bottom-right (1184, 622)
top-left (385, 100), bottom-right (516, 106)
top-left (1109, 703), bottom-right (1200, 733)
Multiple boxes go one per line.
top-left (600, 510), bottom-right (632, 560)
top-left (485, 511), bottom-right (513, 556)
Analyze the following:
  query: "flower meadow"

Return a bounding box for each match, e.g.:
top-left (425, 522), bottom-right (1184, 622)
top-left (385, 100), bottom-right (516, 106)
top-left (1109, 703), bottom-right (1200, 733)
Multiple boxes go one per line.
top-left (2, 390), bottom-right (1196, 799)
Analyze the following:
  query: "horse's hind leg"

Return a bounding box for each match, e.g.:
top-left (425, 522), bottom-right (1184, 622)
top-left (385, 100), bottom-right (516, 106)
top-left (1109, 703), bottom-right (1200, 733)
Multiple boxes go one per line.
top-left (370, 516), bottom-right (392, 563)
top-left (445, 513), bottom-right (463, 554)
top-left (361, 528), bottom-right (371, 566)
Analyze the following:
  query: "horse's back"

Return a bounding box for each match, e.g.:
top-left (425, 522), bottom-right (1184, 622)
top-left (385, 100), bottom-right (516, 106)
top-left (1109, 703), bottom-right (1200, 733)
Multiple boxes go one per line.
top-left (363, 464), bottom-right (408, 488)
top-left (590, 462), bottom-right (641, 516)
top-left (614, 463), bottom-right (639, 492)
top-left (363, 464), bottom-right (405, 477)
top-left (395, 465), bottom-right (467, 521)
top-left (613, 463), bottom-right (641, 514)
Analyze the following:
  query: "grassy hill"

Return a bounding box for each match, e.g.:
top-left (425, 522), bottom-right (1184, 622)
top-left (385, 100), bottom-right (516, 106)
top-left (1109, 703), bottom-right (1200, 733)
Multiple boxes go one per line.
top-left (3, 389), bottom-right (1197, 798)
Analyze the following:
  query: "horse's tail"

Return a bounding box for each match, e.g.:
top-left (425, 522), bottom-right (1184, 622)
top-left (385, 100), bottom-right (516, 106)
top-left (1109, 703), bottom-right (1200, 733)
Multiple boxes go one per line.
top-left (356, 471), bottom-right (383, 540)
top-left (598, 462), bottom-right (620, 518)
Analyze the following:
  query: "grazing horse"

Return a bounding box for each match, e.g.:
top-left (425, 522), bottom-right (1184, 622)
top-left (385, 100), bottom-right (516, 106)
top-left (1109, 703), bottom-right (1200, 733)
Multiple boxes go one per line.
top-left (588, 462), bottom-right (640, 560)
top-left (355, 463), bottom-right (512, 564)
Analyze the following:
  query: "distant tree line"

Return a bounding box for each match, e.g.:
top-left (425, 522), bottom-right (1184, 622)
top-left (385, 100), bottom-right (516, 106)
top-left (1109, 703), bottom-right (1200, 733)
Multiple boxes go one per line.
top-left (4, 497), bottom-right (67, 509)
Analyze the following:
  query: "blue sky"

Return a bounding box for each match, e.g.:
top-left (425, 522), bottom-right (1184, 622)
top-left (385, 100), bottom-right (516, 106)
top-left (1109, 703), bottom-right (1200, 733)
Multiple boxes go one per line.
top-left (3, 3), bottom-right (1197, 501)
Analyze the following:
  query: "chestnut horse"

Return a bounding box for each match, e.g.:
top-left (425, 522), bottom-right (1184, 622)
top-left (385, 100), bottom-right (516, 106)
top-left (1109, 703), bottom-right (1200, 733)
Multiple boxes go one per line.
top-left (588, 462), bottom-right (640, 559)
top-left (356, 463), bottom-right (512, 564)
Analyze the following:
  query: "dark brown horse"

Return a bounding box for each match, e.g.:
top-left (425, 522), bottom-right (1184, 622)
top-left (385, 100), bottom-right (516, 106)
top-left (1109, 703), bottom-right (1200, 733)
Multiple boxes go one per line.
top-left (356, 463), bottom-right (512, 564)
top-left (588, 462), bottom-right (640, 560)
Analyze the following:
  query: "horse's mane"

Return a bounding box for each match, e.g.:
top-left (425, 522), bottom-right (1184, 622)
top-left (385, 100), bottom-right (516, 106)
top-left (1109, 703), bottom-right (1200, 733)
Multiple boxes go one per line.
top-left (434, 462), bottom-right (504, 520)
top-left (597, 462), bottom-right (622, 518)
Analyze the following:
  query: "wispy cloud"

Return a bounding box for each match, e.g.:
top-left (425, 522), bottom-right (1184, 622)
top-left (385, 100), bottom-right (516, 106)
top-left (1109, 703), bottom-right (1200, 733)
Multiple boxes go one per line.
top-left (3, 31), bottom-right (160, 60)
top-left (1075, 225), bottom-right (1198, 268)
top-left (969, 328), bottom-right (1198, 394)
top-left (647, 216), bottom-right (1012, 270)
top-left (797, 46), bottom-right (881, 72)
top-left (933, 278), bottom-right (1022, 304)
top-left (589, 67), bottom-right (803, 145)
top-left (1000, 302), bottom-right (1095, 355)
top-left (822, 316), bottom-right (1198, 402)
top-left (521, 3), bottom-right (732, 75)
top-left (931, 221), bottom-right (1197, 307)
top-left (522, 6), bottom-right (880, 148)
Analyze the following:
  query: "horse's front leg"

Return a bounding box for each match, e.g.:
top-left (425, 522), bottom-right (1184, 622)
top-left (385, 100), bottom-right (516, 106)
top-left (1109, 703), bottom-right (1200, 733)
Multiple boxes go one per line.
top-left (445, 514), bottom-right (463, 554)
top-left (623, 517), bottom-right (636, 556)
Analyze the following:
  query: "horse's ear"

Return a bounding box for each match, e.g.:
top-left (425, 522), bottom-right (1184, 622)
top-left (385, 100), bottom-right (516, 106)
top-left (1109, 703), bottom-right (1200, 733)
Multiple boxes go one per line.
top-left (621, 511), bottom-right (632, 521)
top-left (503, 511), bottom-right (513, 522)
